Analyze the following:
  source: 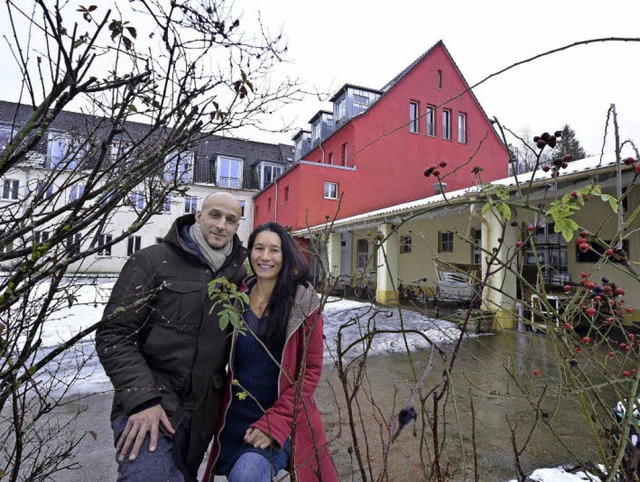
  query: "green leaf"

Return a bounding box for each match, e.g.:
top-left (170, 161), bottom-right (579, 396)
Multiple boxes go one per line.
top-left (236, 391), bottom-right (247, 401)
top-left (496, 203), bottom-right (511, 221)
top-left (481, 202), bottom-right (492, 214)
top-left (600, 194), bottom-right (619, 213)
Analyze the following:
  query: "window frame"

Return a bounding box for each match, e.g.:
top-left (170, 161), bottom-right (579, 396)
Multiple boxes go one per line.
top-left (442, 109), bottom-right (451, 140)
top-left (400, 235), bottom-right (412, 254)
top-left (216, 155), bottom-right (243, 189)
top-left (97, 233), bottom-right (113, 257)
top-left (341, 143), bottom-right (348, 166)
top-left (2, 178), bottom-right (19, 200)
top-left (127, 235), bottom-right (142, 256)
top-left (185, 195), bottom-right (198, 214)
top-left (426, 105), bottom-right (436, 137)
top-left (324, 181), bottom-right (339, 200)
top-left (70, 184), bottom-right (84, 202)
top-left (438, 231), bottom-right (454, 253)
top-left (458, 112), bottom-right (467, 144)
top-left (409, 101), bottom-right (419, 134)
top-left (47, 133), bottom-right (86, 170)
top-left (257, 161), bottom-right (283, 190)
top-left (129, 191), bottom-right (145, 210)
top-left (356, 238), bottom-right (369, 270)
top-left (164, 150), bottom-right (193, 184)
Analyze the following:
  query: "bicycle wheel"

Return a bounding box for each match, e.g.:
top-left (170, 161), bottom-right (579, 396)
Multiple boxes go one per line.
top-left (353, 285), bottom-right (363, 298)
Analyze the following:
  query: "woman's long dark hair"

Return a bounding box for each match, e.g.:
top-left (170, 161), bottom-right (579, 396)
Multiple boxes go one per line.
top-left (247, 222), bottom-right (310, 351)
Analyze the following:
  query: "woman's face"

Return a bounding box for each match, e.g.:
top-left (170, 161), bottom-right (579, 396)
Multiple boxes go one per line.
top-left (250, 231), bottom-right (283, 282)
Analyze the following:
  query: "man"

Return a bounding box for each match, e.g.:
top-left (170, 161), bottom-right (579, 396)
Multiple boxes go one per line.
top-left (96, 192), bottom-right (247, 481)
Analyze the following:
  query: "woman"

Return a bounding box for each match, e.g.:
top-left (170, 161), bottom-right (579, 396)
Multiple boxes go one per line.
top-left (203, 222), bottom-right (338, 482)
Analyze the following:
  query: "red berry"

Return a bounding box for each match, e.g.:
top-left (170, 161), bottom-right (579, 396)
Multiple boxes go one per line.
top-left (579, 243), bottom-right (590, 253)
top-left (623, 371), bottom-right (630, 378)
top-left (527, 224), bottom-right (535, 233)
top-left (624, 157), bottom-right (635, 165)
top-left (606, 248), bottom-right (615, 257)
top-left (595, 295), bottom-right (601, 302)
top-left (582, 336), bottom-right (591, 343)
top-left (533, 136), bottom-right (541, 142)
top-left (576, 237), bottom-right (586, 245)
top-left (615, 288), bottom-right (625, 296)
top-left (563, 285), bottom-right (572, 292)
top-left (561, 162), bottom-right (568, 169)
top-left (563, 322), bottom-right (572, 330)
top-left (636, 164), bottom-right (640, 174)
top-left (606, 317), bottom-right (614, 325)
top-left (424, 168), bottom-right (433, 177)
top-left (581, 272), bottom-right (589, 279)
top-left (533, 369), bottom-right (541, 377)
top-left (439, 160), bottom-right (448, 168)
top-left (547, 135), bottom-right (557, 148)
top-left (585, 308), bottom-right (597, 317)
top-left (536, 139), bottom-right (546, 149)
top-left (620, 299), bottom-right (625, 305)
top-left (562, 154), bottom-right (572, 162)
top-left (626, 307), bottom-right (635, 314)
top-left (554, 130), bottom-right (563, 137)
top-left (581, 231), bottom-right (589, 238)
top-left (541, 132), bottom-right (550, 141)
top-left (629, 334), bottom-right (635, 341)
top-left (515, 241), bottom-right (523, 249)
top-left (587, 282), bottom-right (595, 290)
top-left (575, 346), bottom-right (581, 353)
top-left (582, 193), bottom-right (588, 201)
top-left (609, 351), bottom-right (615, 359)
top-left (570, 191), bottom-right (578, 199)
top-left (432, 169), bottom-right (441, 177)
top-left (542, 165), bottom-right (550, 172)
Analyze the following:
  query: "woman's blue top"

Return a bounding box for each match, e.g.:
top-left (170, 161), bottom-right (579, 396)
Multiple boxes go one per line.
top-left (216, 308), bottom-right (291, 476)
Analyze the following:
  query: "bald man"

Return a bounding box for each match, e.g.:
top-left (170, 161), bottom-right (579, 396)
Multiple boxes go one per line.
top-left (97, 192), bottom-right (248, 481)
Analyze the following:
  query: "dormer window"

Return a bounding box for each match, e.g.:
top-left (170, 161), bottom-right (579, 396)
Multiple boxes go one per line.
top-left (164, 150), bottom-right (193, 183)
top-left (48, 133), bottom-right (87, 170)
top-left (335, 97), bottom-right (347, 124)
top-left (216, 155), bottom-right (243, 189)
top-left (257, 161), bottom-right (283, 190)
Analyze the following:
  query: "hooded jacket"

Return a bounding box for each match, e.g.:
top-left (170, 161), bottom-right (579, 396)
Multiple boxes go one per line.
top-left (203, 280), bottom-right (339, 482)
top-left (96, 214), bottom-right (247, 472)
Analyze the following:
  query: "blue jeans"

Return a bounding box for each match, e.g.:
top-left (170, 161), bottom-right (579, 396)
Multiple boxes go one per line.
top-left (112, 413), bottom-right (194, 482)
top-left (228, 452), bottom-right (273, 482)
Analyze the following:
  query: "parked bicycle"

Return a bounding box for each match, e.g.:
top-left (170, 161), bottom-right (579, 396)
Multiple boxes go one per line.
top-left (398, 277), bottom-right (428, 305)
top-left (353, 271), bottom-right (376, 300)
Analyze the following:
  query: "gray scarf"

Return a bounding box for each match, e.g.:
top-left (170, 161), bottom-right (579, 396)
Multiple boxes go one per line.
top-left (189, 223), bottom-right (233, 273)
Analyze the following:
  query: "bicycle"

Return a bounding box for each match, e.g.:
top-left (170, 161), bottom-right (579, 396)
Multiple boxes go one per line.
top-left (398, 277), bottom-right (428, 305)
top-left (353, 271), bottom-right (376, 300)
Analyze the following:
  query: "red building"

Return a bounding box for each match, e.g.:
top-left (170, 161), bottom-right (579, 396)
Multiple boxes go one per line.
top-left (254, 41), bottom-right (508, 230)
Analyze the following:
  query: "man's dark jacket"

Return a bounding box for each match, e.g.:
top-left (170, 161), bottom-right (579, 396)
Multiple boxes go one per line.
top-left (96, 214), bottom-right (247, 473)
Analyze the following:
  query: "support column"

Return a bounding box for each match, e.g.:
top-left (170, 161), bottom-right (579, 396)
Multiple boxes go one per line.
top-left (481, 208), bottom-right (517, 329)
top-left (376, 223), bottom-right (398, 304)
top-left (327, 232), bottom-right (342, 276)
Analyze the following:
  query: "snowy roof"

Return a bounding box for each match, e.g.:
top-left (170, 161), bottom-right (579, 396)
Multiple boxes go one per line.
top-left (295, 154), bottom-right (631, 235)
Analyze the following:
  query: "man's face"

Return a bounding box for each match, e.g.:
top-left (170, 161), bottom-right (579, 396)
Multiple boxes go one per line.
top-left (195, 193), bottom-right (242, 249)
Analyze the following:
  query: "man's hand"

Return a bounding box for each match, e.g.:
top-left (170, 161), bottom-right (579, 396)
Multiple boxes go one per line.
top-left (117, 404), bottom-right (175, 461)
top-left (244, 427), bottom-right (272, 449)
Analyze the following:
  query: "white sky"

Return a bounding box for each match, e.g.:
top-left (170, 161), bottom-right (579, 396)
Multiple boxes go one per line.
top-left (1, 0), bottom-right (639, 157)
top-left (237, 0), bottom-right (640, 156)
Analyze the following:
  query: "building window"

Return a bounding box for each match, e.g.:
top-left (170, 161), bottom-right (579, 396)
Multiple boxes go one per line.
top-left (426, 105), bottom-right (435, 137)
top-left (97, 234), bottom-right (112, 257)
top-left (267, 197), bottom-right (272, 212)
top-left (255, 205), bottom-right (259, 219)
top-left (356, 239), bottom-right (369, 270)
top-left (472, 228), bottom-right (482, 265)
top-left (70, 185), bottom-right (84, 201)
top-left (127, 236), bottom-right (142, 256)
top-left (442, 109), bottom-right (451, 140)
top-left (335, 97), bottom-right (346, 124)
top-left (341, 143), bottom-right (348, 166)
top-left (312, 122), bottom-right (321, 143)
top-left (164, 151), bottom-right (193, 183)
top-left (216, 155), bottom-right (243, 189)
top-left (284, 186), bottom-right (289, 203)
top-left (48, 134), bottom-right (86, 170)
top-left (324, 182), bottom-right (338, 200)
top-left (409, 101), bottom-right (419, 134)
top-left (438, 231), bottom-right (454, 252)
top-left (353, 94), bottom-right (369, 107)
top-left (328, 152), bottom-right (333, 165)
top-left (66, 233), bottom-right (82, 257)
top-left (0, 229), bottom-right (11, 254)
top-left (437, 69), bottom-right (442, 89)
top-left (458, 113), bottom-right (467, 144)
top-left (185, 195), bottom-right (197, 214)
top-left (129, 192), bottom-right (145, 210)
top-left (2, 178), bottom-right (19, 200)
top-left (0, 127), bottom-right (13, 150)
top-left (37, 181), bottom-right (54, 199)
top-left (155, 237), bottom-right (164, 244)
top-left (400, 235), bottom-right (412, 254)
top-left (257, 162), bottom-right (283, 190)
top-left (239, 200), bottom-right (246, 218)
top-left (163, 195), bottom-right (172, 213)
top-left (34, 230), bottom-right (50, 245)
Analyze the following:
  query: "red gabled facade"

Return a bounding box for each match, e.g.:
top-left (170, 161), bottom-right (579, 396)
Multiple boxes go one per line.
top-left (254, 41), bottom-right (509, 230)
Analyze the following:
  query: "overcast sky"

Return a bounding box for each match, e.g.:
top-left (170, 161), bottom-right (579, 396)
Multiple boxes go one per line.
top-left (238, 0), bottom-right (640, 157)
top-left (1, 0), bottom-right (638, 157)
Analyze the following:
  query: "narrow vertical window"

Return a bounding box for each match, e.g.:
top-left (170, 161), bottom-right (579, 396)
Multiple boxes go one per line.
top-left (267, 197), bottom-right (272, 212)
top-left (458, 113), bottom-right (467, 144)
top-left (409, 101), bottom-right (419, 134)
top-left (127, 236), bottom-right (142, 256)
top-left (442, 109), bottom-right (451, 140)
top-left (437, 69), bottom-right (442, 89)
top-left (328, 152), bottom-right (334, 165)
top-left (341, 143), bottom-right (348, 166)
top-left (185, 195), bottom-right (197, 214)
top-left (426, 106), bottom-right (435, 137)
top-left (97, 234), bottom-right (113, 257)
top-left (284, 186), bottom-right (289, 203)
top-left (239, 200), bottom-right (246, 218)
top-left (2, 179), bottom-right (19, 200)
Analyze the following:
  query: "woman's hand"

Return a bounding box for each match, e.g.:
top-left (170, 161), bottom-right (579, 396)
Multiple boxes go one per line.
top-left (244, 427), bottom-right (272, 449)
